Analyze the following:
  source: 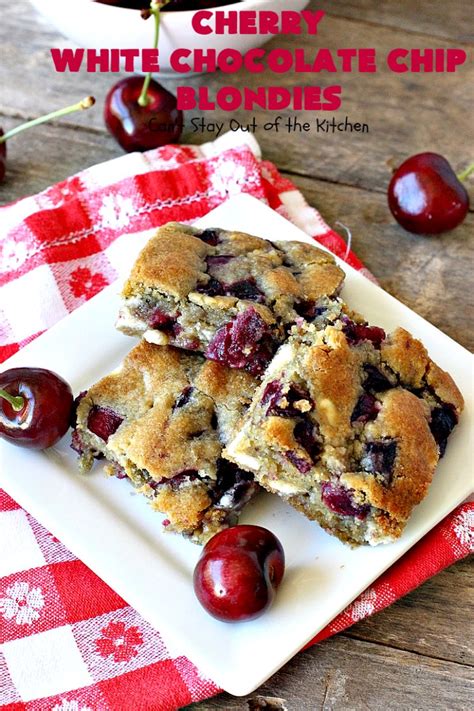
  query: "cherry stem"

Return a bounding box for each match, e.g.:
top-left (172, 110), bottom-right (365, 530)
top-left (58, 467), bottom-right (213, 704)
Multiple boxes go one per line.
top-left (457, 162), bottom-right (474, 183)
top-left (0, 97), bottom-right (95, 144)
top-left (138, 0), bottom-right (169, 107)
top-left (335, 221), bottom-right (353, 261)
top-left (0, 389), bottom-right (24, 412)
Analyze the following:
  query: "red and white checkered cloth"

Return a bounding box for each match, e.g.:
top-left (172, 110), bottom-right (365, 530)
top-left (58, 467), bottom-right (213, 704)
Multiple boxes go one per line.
top-left (0, 132), bottom-right (472, 710)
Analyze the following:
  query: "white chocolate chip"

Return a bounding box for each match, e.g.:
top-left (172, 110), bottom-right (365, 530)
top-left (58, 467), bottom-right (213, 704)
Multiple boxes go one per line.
top-left (295, 399), bottom-right (312, 413)
top-left (189, 292), bottom-right (237, 309)
top-left (319, 398), bottom-right (338, 425)
top-left (267, 479), bottom-right (306, 495)
top-left (144, 329), bottom-right (170, 346)
top-left (116, 308), bottom-right (146, 332)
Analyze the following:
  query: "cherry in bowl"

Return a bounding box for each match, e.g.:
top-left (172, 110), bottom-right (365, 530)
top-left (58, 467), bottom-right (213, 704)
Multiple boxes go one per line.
top-left (0, 367), bottom-right (73, 449)
top-left (95, 1), bottom-right (241, 9)
top-left (193, 525), bottom-right (285, 622)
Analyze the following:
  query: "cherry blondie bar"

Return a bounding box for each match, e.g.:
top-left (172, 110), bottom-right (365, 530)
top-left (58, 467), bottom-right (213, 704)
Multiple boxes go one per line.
top-left (72, 341), bottom-right (259, 543)
top-left (225, 318), bottom-right (464, 545)
top-left (116, 223), bottom-right (345, 376)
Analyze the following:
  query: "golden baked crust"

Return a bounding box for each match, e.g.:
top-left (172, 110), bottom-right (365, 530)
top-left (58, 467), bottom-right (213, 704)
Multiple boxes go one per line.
top-left (225, 318), bottom-right (464, 546)
top-left (72, 341), bottom-right (259, 543)
top-left (122, 224), bottom-right (209, 299)
top-left (117, 223), bottom-right (345, 376)
top-left (345, 389), bottom-right (438, 521)
top-left (122, 224), bottom-right (344, 300)
top-left (381, 327), bottom-right (430, 389)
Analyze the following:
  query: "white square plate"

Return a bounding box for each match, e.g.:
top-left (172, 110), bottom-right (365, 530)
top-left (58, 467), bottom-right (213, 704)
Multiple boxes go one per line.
top-left (0, 195), bottom-right (472, 696)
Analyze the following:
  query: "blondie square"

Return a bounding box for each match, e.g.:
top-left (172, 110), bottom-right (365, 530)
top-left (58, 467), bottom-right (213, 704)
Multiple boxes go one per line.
top-left (116, 222), bottom-right (345, 376)
top-left (225, 317), bottom-right (464, 546)
top-left (72, 341), bottom-right (259, 543)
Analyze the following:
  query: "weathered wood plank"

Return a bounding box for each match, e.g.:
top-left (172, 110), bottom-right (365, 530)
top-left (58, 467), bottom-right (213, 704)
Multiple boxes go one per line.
top-left (0, 121), bottom-right (119, 203)
top-left (184, 633), bottom-right (474, 710)
top-left (1, 1), bottom-right (473, 201)
top-left (346, 557), bottom-right (474, 666)
top-left (317, 0), bottom-right (474, 44)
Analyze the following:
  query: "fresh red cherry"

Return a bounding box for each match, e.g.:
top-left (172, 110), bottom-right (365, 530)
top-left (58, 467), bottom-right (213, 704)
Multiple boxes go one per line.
top-left (104, 2), bottom-right (183, 152)
top-left (104, 76), bottom-right (182, 152)
top-left (0, 97), bottom-right (95, 184)
top-left (388, 153), bottom-right (472, 235)
top-left (0, 368), bottom-right (74, 449)
top-left (193, 525), bottom-right (285, 622)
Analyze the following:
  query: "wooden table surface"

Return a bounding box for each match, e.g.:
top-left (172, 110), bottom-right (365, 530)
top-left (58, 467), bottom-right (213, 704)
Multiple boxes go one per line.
top-left (1, 1), bottom-right (472, 709)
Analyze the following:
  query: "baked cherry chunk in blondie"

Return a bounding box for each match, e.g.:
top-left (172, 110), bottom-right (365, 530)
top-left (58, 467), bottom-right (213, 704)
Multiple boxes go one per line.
top-left (225, 320), bottom-right (464, 546)
top-left (72, 341), bottom-right (259, 543)
top-left (116, 223), bottom-right (345, 376)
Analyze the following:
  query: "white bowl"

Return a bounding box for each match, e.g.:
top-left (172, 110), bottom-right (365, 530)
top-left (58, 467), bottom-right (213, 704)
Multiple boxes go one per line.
top-left (30, 0), bottom-right (311, 76)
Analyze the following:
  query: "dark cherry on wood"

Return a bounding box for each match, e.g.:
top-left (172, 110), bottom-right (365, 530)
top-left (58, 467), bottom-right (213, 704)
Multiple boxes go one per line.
top-left (388, 153), bottom-right (470, 234)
